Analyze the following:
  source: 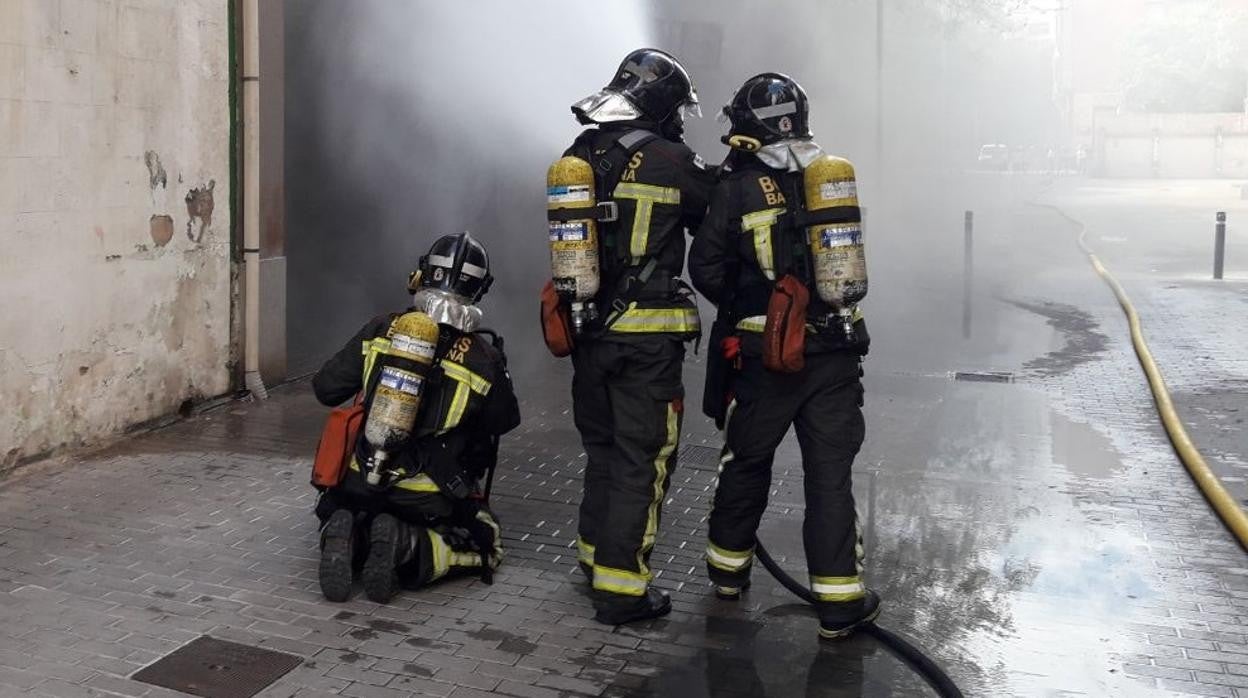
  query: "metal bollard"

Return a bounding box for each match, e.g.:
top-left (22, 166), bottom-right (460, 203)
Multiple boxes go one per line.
top-left (1214, 211), bottom-right (1226, 280)
top-left (963, 211), bottom-right (973, 339)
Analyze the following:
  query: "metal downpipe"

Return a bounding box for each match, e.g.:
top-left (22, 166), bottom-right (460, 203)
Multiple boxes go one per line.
top-left (241, 0), bottom-right (267, 400)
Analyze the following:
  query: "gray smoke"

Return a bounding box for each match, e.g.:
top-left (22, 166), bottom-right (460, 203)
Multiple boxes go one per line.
top-left (288, 1), bottom-right (1066, 379)
top-left (286, 1), bottom-right (652, 384)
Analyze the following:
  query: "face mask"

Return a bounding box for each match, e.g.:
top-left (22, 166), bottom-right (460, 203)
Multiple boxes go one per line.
top-left (411, 288), bottom-right (483, 334)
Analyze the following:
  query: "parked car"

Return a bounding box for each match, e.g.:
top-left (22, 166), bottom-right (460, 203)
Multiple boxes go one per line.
top-left (977, 144), bottom-right (1010, 170)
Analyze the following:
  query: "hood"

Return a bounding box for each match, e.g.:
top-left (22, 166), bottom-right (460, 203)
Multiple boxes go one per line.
top-left (410, 288), bottom-right (482, 334)
top-left (571, 89), bottom-right (643, 125)
top-left (756, 138), bottom-right (825, 172)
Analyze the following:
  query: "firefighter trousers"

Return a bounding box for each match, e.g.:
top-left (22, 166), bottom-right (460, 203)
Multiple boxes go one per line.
top-left (315, 470), bottom-right (502, 588)
top-left (572, 336), bottom-right (684, 598)
top-left (389, 513), bottom-right (502, 588)
top-left (706, 350), bottom-right (867, 603)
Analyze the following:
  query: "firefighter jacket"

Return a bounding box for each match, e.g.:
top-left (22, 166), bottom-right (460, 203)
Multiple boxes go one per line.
top-left (689, 151), bottom-right (869, 356)
top-left (564, 123), bottom-right (714, 339)
top-left (312, 312), bottom-right (521, 499)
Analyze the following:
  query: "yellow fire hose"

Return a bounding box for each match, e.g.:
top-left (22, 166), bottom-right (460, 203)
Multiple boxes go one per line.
top-left (1052, 206), bottom-right (1248, 550)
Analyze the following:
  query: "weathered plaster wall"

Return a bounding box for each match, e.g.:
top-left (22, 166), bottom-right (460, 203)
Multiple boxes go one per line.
top-left (0, 0), bottom-right (233, 469)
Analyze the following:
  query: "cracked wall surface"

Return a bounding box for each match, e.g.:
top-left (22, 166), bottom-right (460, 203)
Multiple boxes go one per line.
top-left (0, 0), bottom-right (232, 470)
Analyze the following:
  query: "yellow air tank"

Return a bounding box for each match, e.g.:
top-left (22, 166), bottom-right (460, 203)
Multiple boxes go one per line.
top-left (362, 311), bottom-right (439, 485)
top-left (547, 156), bottom-right (600, 332)
top-left (804, 155), bottom-right (868, 340)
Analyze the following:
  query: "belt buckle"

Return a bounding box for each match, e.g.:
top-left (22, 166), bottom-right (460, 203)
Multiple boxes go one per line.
top-left (611, 298), bottom-right (628, 314)
top-left (597, 201), bottom-right (619, 223)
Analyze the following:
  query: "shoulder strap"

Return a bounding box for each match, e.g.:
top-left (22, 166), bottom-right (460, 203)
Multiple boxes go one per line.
top-left (473, 328), bottom-right (507, 368)
top-left (776, 171), bottom-right (807, 279)
top-left (590, 129), bottom-right (661, 281)
top-left (587, 129), bottom-right (659, 207)
top-left (383, 314), bottom-right (401, 338)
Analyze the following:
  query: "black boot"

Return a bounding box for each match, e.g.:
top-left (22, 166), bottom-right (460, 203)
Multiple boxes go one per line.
top-left (593, 588), bottom-right (672, 625)
top-left (713, 580), bottom-right (751, 601)
top-left (318, 509), bottom-right (355, 603)
top-left (817, 590), bottom-right (881, 641)
top-left (363, 514), bottom-right (417, 604)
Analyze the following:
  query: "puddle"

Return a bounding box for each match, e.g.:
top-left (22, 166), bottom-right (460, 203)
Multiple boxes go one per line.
top-left (1007, 299), bottom-right (1109, 377)
top-left (1049, 411), bottom-right (1125, 478)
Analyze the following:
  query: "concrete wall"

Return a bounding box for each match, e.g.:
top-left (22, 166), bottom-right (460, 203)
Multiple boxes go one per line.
top-left (0, 0), bottom-right (233, 470)
top-left (1095, 112), bottom-right (1248, 178)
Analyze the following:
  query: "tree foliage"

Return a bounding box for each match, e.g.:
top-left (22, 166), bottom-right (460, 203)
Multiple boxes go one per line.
top-left (1121, 1), bottom-right (1248, 113)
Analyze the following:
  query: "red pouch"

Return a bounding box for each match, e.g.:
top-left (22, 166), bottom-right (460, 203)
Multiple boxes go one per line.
top-left (311, 397), bottom-right (364, 488)
top-left (763, 275), bottom-right (809, 373)
top-left (540, 280), bottom-right (575, 358)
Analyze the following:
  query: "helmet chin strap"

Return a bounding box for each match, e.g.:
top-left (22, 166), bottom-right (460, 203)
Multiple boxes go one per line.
top-left (411, 288), bottom-right (483, 334)
top-left (723, 134), bottom-right (762, 152)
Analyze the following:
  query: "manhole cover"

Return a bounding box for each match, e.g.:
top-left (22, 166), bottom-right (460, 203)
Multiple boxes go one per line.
top-left (132, 636), bottom-right (302, 698)
top-left (679, 443), bottom-right (721, 471)
top-left (953, 371), bottom-right (1014, 383)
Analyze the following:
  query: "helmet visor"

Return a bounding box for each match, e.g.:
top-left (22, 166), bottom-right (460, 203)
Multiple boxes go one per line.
top-left (571, 89), bottom-right (643, 124)
top-left (679, 95), bottom-right (702, 122)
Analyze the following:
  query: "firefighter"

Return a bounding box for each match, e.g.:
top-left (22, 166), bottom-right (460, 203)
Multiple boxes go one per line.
top-left (312, 232), bottom-right (521, 604)
top-left (560, 48), bottom-right (714, 625)
top-left (688, 73), bottom-right (880, 640)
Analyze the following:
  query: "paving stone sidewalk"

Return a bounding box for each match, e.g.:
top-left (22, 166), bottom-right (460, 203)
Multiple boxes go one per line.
top-left (4, 181), bottom-right (1248, 697)
top-left (1052, 179), bottom-right (1248, 504)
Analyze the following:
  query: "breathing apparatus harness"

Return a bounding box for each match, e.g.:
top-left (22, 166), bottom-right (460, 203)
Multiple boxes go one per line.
top-left (555, 126), bottom-right (689, 335)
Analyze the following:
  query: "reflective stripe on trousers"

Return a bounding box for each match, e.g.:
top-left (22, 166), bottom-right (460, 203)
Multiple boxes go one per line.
top-left (706, 540), bottom-right (754, 573)
top-left (809, 574), bottom-right (865, 602)
top-left (636, 402), bottom-right (679, 576)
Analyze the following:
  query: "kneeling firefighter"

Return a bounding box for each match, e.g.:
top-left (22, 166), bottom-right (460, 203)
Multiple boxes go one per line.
top-left (310, 232), bottom-right (521, 604)
top-left (688, 73), bottom-right (879, 640)
top-left (542, 48), bottom-right (715, 625)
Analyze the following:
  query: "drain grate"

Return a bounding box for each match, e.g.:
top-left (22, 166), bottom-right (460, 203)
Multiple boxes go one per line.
top-left (679, 443), bottom-right (721, 471)
top-left (954, 371), bottom-right (1014, 383)
top-left (132, 636), bottom-right (302, 698)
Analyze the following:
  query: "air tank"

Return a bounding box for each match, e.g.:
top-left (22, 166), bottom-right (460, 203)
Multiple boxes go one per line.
top-left (362, 311), bottom-right (439, 485)
top-left (803, 155), bottom-right (868, 340)
top-left (547, 156), bottom-right (601, 333)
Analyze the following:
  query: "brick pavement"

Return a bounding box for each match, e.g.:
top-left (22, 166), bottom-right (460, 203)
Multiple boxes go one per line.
top-left (1051, 180), bottom-right (1248, 504)
top-left (0, 375), bottom-right (931, 698)
top-left (2, 180), bottom-right (1248, 697)
top-left (983, 199), bottom-right (1248, 697)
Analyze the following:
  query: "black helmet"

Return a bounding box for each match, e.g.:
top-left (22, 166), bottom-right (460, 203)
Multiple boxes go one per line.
top-left (408, 232), bottom-right (493, 302)
top-left (721, 73), bottom-right (811, 150)
top-left (572, 48), bottom-right (699, 127)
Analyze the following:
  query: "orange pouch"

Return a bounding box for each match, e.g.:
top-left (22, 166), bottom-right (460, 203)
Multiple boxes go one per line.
top-left (311, 400), bottom-right (364, 488)
top-left (763, 275), bottom-right (809, 373)
top-left (540, 280), bottom-right (575, 358)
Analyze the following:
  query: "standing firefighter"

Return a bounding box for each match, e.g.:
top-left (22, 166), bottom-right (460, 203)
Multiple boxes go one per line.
top-left (312, 233), bottom-right (520, 604)
top-left (688, 73), bottom-right (879, 640)
top-left (542, 48), bottom-right (714, 625)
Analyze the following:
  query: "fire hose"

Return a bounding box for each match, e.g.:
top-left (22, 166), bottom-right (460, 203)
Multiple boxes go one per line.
top-left (1044, 205), bottom-right (1248, 549)
top-left (754, 540), bottom-right (964, 697)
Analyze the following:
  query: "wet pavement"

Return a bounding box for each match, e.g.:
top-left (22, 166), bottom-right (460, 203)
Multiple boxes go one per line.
top-left (1047, 179), bottom-right (1248, 506)
top-left (2, 177), bottom-right (1248, 697)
